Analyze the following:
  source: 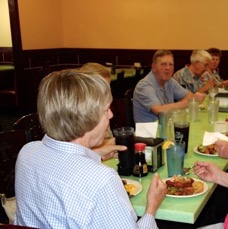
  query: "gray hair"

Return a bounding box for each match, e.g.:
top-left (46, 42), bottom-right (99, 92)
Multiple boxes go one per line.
top-left (37, 69), bottom-right (112, 141)
top-left (152, 50), bottom-right (173, 63)
top-left (190, 50), bottom-right (212, 63)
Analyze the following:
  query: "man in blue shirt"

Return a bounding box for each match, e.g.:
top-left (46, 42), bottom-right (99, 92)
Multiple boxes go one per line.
top-left (15, 69), bottom-right (166, 228)
top-left (133, 50), bottom-right (205, 123)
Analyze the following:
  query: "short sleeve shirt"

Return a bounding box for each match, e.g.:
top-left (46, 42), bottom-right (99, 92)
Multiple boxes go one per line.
top-left (173, 65), bottom-right (204, 93)
top-left (133, 71), bottom-right (188, 123)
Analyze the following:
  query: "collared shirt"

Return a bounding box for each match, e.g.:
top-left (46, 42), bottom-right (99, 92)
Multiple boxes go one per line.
top-left (133, 71), bottom-right (187, 123)
top-left (173, 65), bottom-right (204, 93)
top-left (15, 135), bottom-right (157, 229)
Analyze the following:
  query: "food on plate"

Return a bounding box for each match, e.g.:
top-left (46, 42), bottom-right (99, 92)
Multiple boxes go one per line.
top-left (122, 179), bottom-right (136, 195)
top-left (197, 144), bottom-right (218, 155)
top-left (165, 176), bottom-right (204, 196)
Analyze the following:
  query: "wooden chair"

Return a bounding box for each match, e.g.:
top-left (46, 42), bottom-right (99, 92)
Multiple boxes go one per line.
top-left (116, 70), bottom-right (125, 98)
top-left (124, 89), bottom-right (135, 129)
top-left (110, 88), bottom-right (135, 130)
top-left (142, 65), bottom-right (151, 77)
top-left (0, 130), bottom-right (27, 198)
top-left (13, 113), bottom-right (44, 142)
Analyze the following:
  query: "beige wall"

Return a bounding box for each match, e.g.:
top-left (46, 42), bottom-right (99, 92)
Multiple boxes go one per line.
top-left (0, 0), bottom-right (12, 47)
top-left (18, 0), bottom-right (228, 50)
top-left (18, 0), bottom-right (63, 49)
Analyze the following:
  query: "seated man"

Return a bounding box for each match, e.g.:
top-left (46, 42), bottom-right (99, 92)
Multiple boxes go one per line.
top-left (173, 49), bottom-right (215, 93)
top-left (14, 69), bottom-right (167, 228)
top-left (133, 49), bottom-right (205, 123)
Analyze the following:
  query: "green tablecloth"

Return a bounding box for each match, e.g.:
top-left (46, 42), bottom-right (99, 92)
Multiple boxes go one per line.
top-left (103, 107), bottom-right (228, 224)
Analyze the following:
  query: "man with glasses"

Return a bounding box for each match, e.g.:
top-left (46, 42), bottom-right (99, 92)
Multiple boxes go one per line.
top-left (173, 49), bottom-right (215, 93)
top-left (133, 49), bottom-right (205, 123)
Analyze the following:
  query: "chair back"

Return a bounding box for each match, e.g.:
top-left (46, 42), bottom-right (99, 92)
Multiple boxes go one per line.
top-left (124, 89), bottom-right (135, 129)
top-left (0, 130), bottom-right (27, 197)
top-left (143, 65), bottom-right (151, 77)
top-left (110, 88), bottom-right (135, 130)
top-left (13, 113), bottom-right (44, 142)
top-left (116, 70), bottom-right (125, 98)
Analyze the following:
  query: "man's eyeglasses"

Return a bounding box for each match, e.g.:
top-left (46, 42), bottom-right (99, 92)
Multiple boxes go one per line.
top-left (199, 62), bottom-right (209, 68)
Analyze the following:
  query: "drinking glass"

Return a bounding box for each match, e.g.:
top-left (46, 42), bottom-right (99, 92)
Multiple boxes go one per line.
top-left (188, 98), bottom-right (199, 122)
top-left (208, 98), bottom-right (219, 123)
top-left (166, 142), bottom-right (185, 177)
top-left (174, 122), bottom-right (190, 153)
top-left (209, 86), bottom-right (218, 100)
top-left (113, 127), bottom-right (134, 176)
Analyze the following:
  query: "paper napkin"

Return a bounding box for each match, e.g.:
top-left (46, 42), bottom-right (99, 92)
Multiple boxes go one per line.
top-left (135, 122), bottom-right (158, 138)
top-left (202, 131), bottom-right (228, 146)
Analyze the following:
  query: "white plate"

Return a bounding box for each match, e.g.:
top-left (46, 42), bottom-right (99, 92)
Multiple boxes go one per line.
top-left (163, 178), bottom-right (208, 198)
top-left (122, 179), bottom-right (142, 196)
top-left (193, 145), bottom-right (218, 157)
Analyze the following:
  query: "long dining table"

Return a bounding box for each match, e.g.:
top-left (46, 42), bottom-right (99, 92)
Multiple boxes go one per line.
top-left (103, 105), bottom-right (228, 224)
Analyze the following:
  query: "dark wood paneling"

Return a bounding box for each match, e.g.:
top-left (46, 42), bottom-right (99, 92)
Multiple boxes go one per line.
top-left (0, 47), bottom-right (13, 63)
top-left (5, 47), bottom-right (228, 114)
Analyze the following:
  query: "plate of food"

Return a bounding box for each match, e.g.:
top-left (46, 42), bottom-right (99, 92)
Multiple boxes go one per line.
top-left (163, 176), bottom-right (208, 198)
top-left (122, 179), bottom-right (142, 196)
top-left (193, 144), bottom-right (218, 156)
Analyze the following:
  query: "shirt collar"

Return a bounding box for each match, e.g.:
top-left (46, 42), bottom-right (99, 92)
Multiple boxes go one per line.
top-left (42, 134), bottom-right (101, 163)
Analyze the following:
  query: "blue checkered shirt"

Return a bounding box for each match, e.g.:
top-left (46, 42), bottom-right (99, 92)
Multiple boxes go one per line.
top-left (15, 135), bottom-right (157, 228)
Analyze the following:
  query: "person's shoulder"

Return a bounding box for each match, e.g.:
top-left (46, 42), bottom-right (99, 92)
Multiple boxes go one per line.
top-left (83, 162), bottom-right (119, 192)
top-left (173, 66), bottom-right (186, 76)
top-left (19, 140), bottom-right (42, 153)
top-left (136, 72), bottom-right (155, 87)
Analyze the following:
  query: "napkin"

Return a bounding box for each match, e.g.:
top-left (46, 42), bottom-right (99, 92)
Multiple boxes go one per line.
top-left (135, 122), bottom-right (158, 138)
top-left (202, 131), bottom-right (228, 146)
top-left (218, 88), bottom-right (228, 93)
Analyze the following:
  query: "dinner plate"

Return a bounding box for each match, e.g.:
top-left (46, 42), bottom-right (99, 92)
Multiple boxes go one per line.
top-left (162, 178), bottom-right (208, 198)
top-left (122, 178), bottom-right (142, 196)
top-left (193, 145), bottom-right (218, 157)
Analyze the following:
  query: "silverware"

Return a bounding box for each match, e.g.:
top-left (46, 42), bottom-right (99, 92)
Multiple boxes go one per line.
top-left (183, 165), bottom-right (195, 175)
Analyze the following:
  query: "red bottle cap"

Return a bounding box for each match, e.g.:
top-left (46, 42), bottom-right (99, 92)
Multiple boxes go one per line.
top-left (134, 143), bottom-right (146, 151)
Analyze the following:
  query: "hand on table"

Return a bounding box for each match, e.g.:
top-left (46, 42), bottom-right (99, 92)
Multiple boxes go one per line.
top-left (215, 139), bottom-right (228, 159)
top-left (146, 173), bottom-right (167, 216)
top-left (193, 92), bottom-right (206, 104)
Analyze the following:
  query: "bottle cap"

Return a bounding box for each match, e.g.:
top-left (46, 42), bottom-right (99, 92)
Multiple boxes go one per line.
top-left (134, 143), bottom-right (146, 151)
